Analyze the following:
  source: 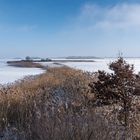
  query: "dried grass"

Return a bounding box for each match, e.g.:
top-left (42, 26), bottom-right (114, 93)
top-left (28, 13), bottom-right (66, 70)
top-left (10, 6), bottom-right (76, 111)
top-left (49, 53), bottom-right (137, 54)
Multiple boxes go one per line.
top-left (0, 67), bottom-right (139, 140)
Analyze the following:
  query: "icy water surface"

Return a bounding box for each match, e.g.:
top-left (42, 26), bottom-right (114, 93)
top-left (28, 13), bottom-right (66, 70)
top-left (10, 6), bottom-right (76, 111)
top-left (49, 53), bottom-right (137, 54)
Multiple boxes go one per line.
top-left (0, 59), bottom-right (44, 84)
top-left (59, 58), bottom-right (140, 74)
top-left (1, 58), bottom-right (140, 84)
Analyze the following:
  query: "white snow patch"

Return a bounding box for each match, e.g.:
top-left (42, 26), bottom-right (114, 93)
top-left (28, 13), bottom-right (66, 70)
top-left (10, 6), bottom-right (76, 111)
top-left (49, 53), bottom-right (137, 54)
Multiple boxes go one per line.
top-left (0, 59), bottom-right (44, 84)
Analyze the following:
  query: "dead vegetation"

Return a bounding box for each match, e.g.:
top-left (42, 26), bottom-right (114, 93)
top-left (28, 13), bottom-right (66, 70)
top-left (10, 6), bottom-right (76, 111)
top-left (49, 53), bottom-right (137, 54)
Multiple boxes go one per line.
top-left (0, 59), bottom-right (140, 140)
top-left (7, 61), bottom-right (45, 69)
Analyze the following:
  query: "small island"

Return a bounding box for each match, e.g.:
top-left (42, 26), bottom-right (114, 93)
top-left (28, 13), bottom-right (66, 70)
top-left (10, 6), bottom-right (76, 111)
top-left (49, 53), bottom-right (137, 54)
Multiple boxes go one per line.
top-left (7, 60), bottom-right (45, 69)
top-left (7, 56), bottom-right (95, 69)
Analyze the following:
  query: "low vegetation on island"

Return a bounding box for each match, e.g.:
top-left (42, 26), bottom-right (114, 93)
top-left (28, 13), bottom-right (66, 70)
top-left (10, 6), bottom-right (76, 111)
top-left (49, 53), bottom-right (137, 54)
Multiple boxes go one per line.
top-left (7, 61), bottom-right (45, 69)
top-left (7, 56), bottom-right (95, 68)
top-left (1, 57), bottom-right (140, 139)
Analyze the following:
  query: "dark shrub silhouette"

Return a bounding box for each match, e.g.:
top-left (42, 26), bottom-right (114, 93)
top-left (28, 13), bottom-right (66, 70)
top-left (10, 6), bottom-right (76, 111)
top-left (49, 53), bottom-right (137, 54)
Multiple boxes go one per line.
top-left (89, 57), bottom-right (136, 127)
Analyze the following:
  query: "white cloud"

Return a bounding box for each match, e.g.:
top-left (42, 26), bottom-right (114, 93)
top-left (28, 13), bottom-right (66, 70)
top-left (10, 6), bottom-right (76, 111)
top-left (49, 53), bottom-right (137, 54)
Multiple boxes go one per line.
top-left (48, 2), bottom-right (140, 57)
top-left (79, 3), bottom-right (140, 30)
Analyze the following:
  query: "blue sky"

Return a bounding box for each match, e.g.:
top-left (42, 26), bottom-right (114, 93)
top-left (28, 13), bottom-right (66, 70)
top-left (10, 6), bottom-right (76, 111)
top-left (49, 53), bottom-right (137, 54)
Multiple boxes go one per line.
top-left (0, 0), bottom-right (140, 58)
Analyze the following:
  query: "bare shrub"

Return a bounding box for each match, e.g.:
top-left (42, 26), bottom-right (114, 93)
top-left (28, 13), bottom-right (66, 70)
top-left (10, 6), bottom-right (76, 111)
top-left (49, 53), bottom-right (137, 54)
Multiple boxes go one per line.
top-left (0, 65), bottom-right (138, 140)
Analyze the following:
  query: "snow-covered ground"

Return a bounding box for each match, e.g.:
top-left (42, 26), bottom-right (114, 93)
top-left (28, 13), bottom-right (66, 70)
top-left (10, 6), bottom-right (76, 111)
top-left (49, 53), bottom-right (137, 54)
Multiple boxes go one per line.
top-left (1, 58), bottom-right (140, 84)
top-left (59, 58), bottom-right (140, 74)
top-left (0, 59), bottom-right (44, 84)
top-left (60, 60), bottom-right (112, 73)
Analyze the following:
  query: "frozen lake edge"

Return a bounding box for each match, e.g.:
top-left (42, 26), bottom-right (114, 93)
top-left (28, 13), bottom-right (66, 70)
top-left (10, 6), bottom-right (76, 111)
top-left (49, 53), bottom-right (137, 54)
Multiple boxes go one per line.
top-left (1, 58), bottom-right (140, 84)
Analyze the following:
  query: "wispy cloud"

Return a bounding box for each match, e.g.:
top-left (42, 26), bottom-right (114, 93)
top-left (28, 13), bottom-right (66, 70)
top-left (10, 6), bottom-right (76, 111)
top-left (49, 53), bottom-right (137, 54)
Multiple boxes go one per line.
top-left (17, 25), bottom-right (37, 32)
top-left (78, 3), bottom-right (140, 30)
top-left (0, 24), bottom-right (37, 33)
top-left (49, 2), bottom-right (140, 57)
top-left (0, 25), bottom-right (12, 33)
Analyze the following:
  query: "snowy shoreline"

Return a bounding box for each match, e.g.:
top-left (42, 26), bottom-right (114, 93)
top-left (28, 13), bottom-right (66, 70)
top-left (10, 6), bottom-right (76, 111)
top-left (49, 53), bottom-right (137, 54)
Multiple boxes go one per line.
top-left (1, 58), bottom-right (140, 84)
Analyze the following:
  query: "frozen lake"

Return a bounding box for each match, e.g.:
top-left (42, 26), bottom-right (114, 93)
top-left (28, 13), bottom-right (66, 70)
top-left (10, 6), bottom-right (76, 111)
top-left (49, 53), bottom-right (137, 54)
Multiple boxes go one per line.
top-left (0, 59), bottom-right (44, 84)
top-left (1, 58), bottom-right (140, 84)
top-left (59, 58), bottom-right (140, 74)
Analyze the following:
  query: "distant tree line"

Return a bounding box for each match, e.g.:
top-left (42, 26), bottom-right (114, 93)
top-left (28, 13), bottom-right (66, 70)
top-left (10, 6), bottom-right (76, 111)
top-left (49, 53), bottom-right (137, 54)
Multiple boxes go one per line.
top-left (25, 56), bottom-right (52, 62)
